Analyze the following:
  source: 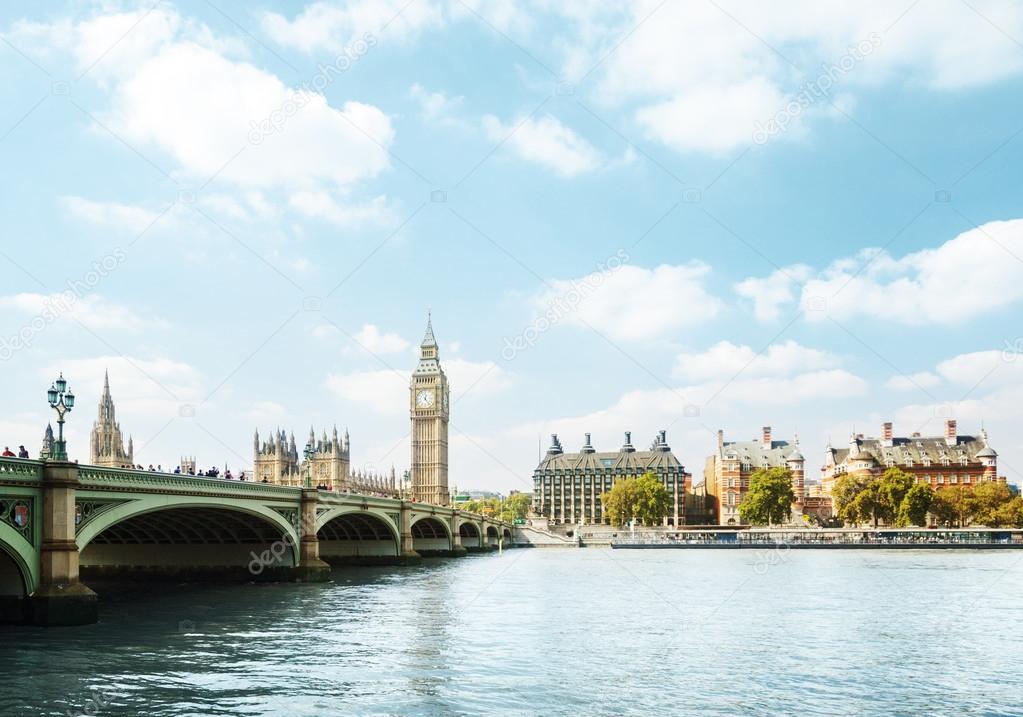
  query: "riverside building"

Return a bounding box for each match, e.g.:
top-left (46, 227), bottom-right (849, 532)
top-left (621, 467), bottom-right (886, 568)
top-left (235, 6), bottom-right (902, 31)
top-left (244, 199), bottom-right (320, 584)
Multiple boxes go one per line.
top-left (532, 431), bottom-right (694, 526)
top-left (704, 426), bottom-right (808, 526)
top-left (821, 420), bottom-right (1001, 497)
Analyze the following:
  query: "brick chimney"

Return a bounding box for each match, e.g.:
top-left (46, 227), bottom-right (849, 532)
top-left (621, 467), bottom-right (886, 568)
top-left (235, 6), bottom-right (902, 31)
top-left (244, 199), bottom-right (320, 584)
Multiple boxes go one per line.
top-left (762, 426), bottom-right (772, 448)
top-left (717, 429), bottom-right (724, 452)
top-left (882, 422), bottom-right (893, 447)
top-left (945, 419), bottom-right (957, 446)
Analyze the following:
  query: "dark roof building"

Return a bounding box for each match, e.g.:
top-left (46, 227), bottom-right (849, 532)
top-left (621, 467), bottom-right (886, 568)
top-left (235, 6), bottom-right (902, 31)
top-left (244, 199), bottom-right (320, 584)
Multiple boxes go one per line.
top-left (821, 420), bottom-right (1000, 495)
top-left (533, 431), bottom-right (696, 526)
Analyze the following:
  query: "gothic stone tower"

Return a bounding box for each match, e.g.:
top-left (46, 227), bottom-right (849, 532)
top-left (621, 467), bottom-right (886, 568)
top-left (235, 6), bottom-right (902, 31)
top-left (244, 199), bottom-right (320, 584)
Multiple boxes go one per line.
top-left (89, 370), bottom-right (134, 468)
top-left (410, 315), bottom-right (450, 505)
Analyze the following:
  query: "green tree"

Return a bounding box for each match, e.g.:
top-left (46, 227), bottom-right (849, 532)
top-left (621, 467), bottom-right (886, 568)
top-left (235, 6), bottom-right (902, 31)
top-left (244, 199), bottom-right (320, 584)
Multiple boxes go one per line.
top-left (971, 481), bottom-right (1014, 526)
top-left (850, 481), bottom-right (887, 527)
top-left (633, 473), bottom-right (672, 526)
top-left (738, 467), bottom-right (795, 525)
top-left (601, 478), bottom-right (638, 527)
top-left (931, 486), bottom-right (975, 527)
top-left (832, 474), bottom-right (871, 526)
top-left (879, 467), bottom-right (914, 521)
top-left (990, 495), bottom-right (1023, 528)
top-left (896, 482), bottom-right (933, 527)
top-left (600, 473), bottom-right (671, 527)
top-left (500, 493), bottom-right (532, 522)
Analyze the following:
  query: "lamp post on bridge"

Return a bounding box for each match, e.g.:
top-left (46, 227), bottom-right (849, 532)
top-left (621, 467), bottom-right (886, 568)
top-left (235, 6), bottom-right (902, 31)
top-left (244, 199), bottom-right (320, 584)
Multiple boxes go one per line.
top-left (303, 440), bottom-right (314, 489)
top-left (46, 372), bottom-right (75, 461)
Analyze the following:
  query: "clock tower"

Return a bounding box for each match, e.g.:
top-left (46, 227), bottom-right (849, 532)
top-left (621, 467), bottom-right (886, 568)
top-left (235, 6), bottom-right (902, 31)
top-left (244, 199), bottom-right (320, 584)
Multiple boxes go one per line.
top-left (410, 314), bottom-right (450, 505)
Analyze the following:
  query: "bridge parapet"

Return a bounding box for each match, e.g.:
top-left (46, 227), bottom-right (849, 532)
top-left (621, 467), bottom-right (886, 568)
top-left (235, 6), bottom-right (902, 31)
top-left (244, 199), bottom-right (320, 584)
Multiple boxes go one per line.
top-left (0, 457), bottom-right (43, 483)
top-left (77, 464), bottom-right (303, 499)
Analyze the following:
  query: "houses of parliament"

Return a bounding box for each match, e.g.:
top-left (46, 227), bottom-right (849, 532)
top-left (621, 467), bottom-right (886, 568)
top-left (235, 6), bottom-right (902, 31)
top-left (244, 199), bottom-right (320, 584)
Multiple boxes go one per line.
top-left (86, 317), bottom-right (452, 505)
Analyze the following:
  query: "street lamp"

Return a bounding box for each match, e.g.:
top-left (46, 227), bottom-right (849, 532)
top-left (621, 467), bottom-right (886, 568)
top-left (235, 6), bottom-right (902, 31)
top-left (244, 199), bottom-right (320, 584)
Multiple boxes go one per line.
top-left (46, 372), bottom-right (74, 461)
top-left (402, 469), bottom-right (410, 500)
top-left (303, 440), bottom-right (314, 489)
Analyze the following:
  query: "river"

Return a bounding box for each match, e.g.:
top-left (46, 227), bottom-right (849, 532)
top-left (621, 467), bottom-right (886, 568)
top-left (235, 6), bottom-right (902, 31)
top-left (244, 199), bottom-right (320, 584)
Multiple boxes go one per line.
top-left (3, 548), bottom-right (1023, 716)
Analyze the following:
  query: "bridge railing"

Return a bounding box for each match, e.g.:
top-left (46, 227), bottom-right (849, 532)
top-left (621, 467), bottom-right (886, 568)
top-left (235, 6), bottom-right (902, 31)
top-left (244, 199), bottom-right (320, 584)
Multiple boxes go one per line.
top-left (77, 464), bottom-right (303, 498)
top-left (0, 456), bottom-right (43, 482)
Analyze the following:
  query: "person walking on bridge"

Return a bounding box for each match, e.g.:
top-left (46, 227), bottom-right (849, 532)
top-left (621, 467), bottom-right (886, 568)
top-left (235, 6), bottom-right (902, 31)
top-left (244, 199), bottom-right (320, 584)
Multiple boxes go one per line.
top-left (1, 447), bottom-right (14, 457)
top-left (17, 446), bottom-right (28, 458)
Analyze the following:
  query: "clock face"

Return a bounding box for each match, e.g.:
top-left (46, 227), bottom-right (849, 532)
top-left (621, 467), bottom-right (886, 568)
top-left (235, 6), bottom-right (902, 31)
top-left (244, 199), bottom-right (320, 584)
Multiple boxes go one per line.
top-left (416, 389), bottom-right (435, 408)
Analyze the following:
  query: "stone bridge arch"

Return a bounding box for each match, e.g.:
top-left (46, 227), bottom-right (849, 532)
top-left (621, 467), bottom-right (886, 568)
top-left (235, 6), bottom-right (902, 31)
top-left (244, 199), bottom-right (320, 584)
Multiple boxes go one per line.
top-left (315, 506), bottom-right (400, 564)
top-left (456, 518), bottom-right (483, 549)
top-left (410, 514), bottom-right (452, 555)
top-left (0, 521), bottom-right (36, 600)
top-left (485, 524), bottom-right (500, 546)
top-left (76, 496), bottom-right (301, 578)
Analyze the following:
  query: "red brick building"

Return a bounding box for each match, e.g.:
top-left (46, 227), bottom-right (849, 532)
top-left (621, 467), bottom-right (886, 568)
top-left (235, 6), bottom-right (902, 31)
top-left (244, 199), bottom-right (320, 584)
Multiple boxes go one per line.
top-left (705, 426), bottom-right (807, 525)
top-left (821, 420), bottom-right (1000, 498)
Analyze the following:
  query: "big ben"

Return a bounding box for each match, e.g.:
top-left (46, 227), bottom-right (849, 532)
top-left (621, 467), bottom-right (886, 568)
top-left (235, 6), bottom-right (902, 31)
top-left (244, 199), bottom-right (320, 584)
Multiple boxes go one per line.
top-left (410, 314), bottom-right (450, 505)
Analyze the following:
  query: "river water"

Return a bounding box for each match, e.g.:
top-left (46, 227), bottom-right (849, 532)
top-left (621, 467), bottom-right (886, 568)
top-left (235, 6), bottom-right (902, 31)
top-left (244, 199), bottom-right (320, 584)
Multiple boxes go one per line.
top-left (3, 548), bottom-right (1023, 716)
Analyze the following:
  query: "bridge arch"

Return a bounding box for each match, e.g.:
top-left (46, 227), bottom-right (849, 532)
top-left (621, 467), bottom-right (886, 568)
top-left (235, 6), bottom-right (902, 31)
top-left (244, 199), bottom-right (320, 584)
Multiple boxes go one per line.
top-left (485, 525), bottom-right (500, 545)
top-left (410, 515), bottom-right (452, 554)
top-left (315, 507), bottom-right (400, 563)
top-left (457, 520), bottom-right (482, 549)
top-left (77, 498), bottom-right (300, 576)
top-left (0, 522), bottom-right (35, 597)
top-left (502, 527), bottom-right (513, 542)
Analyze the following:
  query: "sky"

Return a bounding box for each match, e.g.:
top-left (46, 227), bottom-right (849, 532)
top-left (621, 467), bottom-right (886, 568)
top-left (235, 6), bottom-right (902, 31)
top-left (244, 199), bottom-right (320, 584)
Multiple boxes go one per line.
top-left (1, 0), bottom-right (1022, 496)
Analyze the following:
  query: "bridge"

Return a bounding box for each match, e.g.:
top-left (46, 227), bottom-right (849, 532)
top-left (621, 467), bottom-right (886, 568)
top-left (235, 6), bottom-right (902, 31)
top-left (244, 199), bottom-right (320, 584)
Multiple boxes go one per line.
top-left (0, 457), bottom-right (514, 626)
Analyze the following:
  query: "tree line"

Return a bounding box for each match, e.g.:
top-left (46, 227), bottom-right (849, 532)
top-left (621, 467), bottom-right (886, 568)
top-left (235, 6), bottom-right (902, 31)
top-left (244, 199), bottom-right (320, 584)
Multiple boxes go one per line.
top-left (595, 466), bottom-right (1023, 528)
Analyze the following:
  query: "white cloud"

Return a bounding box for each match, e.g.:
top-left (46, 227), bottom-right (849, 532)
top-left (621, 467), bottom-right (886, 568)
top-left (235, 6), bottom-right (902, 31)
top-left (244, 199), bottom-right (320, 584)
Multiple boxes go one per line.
top-left (800, 219), bottom-right (1023, 324)
top-left (326, 369), bottom-right (404, 415)
top-left (586, 1), bottom-right (1023, 153)
top-left (312, 324), bottom-right (340, 340)
top-left (61, 196), bottom-right (166, 234)
top-left (288, 191), bottom-right (392, 227)
top-left (0, 293), bottom-right (148, 332)
top-left (885, 371), bottom-right (940, 391)
top-left (410, 83), bottom-right (465, 126)
top-left (262, 0), bottom-right (443, 52)
top-left (673, 340), bottom-right (839, 382)
top-left (244, 400), bottom-right (288, 421)
top-left (735, 264), bottom-right (811, 321)
top-left (482, 113), bottom-right (601, 177)
top-left (445, 358), bottom-right (513, 399)
top-left (935, 350), bottom-right (1008, 386)
top-left (352, 324), bottom-right (410, 354)
top-left (326, 358), bottom-right (510, 415)
top-left (532, 262), bottom-right (723, 341)
top-left (40, 355), bottom-right (203, 420)
top-left (14, 9), bottom-right (394, 199)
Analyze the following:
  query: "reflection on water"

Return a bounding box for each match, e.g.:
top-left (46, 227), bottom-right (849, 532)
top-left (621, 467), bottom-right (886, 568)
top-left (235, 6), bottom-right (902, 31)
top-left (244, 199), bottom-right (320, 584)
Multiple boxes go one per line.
top-left (3, 549), bottom-right (1023, 716)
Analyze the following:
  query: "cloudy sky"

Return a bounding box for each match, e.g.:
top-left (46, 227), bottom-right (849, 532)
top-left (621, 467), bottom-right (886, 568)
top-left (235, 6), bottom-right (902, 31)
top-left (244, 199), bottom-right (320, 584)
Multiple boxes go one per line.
top-left (2, 0), bottom-right (1022, 494)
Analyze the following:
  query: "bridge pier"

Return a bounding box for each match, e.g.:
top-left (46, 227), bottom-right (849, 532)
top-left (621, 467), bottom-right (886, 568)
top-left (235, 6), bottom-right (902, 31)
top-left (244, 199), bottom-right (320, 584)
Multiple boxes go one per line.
top-left (449, 511), bottom-right (468, 557)
top-left (293, 489), bottom-right (330, 583)
top-left (29, 462), bottom-right (97, 626)
top-left (399, 502), bottom-right (421, 564)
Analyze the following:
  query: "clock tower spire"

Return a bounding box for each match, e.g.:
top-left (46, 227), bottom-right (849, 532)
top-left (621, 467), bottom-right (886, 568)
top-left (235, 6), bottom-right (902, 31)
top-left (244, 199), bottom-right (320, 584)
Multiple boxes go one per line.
top-left (410, 313), bottom-right (449, 505)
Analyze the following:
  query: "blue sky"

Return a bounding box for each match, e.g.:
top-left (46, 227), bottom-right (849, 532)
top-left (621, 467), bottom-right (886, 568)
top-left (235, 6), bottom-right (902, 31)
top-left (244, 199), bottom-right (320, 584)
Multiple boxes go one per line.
top-left (2, 0), bottom-right (1022, 493)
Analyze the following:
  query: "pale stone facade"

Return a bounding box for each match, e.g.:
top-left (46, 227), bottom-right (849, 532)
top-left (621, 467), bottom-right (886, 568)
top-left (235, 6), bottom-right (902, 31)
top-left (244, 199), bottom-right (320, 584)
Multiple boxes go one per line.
top-left (410, 316), bottom-right (450, 506)
top-left (252, 426), bottom-right (397, 495)
top-left (89, 371), bottom-right (134, 469)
